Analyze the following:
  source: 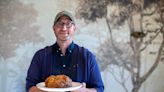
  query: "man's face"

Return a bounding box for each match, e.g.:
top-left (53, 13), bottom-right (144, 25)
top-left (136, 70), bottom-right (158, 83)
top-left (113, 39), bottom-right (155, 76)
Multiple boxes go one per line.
top-left (53, 16), bottom-right (76, 42)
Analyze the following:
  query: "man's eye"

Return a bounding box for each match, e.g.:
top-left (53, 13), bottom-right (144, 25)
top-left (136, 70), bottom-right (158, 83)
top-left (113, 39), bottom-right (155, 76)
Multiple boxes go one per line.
top-left (58, 22), bottom-right (64, 25)
top-left (66, 23), bottom-right (71, 25)
top-left (56, 21), bottom-right (73, 28)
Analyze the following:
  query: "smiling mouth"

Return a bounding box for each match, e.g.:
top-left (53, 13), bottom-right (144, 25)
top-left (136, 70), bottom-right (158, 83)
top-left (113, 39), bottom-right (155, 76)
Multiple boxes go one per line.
top-left (59, 33), bottom-right (69, 37)
top-left (60, 33), bottom-right (68, 35)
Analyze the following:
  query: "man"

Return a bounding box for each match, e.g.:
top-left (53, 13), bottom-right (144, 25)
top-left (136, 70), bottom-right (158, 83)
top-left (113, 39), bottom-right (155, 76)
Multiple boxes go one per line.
top-left (26, 11), bottom-right (104, 92)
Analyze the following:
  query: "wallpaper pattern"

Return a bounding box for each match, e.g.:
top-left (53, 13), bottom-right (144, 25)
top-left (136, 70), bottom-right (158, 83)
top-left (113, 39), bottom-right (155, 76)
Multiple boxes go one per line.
top-left (0, 0), bottom-right (164, 92)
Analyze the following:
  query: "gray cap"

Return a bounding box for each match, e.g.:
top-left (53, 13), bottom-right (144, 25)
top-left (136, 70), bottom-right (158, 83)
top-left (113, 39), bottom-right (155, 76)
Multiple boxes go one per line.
top-left (54, 11), bottom-right (75, 25)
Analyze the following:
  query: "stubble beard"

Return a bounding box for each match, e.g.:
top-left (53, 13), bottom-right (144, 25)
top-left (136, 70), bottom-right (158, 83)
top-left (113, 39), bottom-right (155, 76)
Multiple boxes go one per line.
top-left (59, 35), bottom-right (72, 42)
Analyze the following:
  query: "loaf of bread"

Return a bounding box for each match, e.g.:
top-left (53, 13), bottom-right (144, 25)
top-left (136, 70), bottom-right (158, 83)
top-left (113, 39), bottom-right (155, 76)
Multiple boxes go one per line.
top-left (45, 75), bottom-right (72, 88)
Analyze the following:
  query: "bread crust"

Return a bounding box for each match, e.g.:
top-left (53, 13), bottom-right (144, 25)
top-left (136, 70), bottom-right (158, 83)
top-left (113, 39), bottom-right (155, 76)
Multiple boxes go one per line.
top-left (45, 75), bottom-right (72, 88)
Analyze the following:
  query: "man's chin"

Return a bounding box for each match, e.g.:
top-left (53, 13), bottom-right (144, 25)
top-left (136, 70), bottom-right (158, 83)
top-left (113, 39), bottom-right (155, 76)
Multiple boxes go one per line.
top-left (59, 36), bottom-right (71, 41)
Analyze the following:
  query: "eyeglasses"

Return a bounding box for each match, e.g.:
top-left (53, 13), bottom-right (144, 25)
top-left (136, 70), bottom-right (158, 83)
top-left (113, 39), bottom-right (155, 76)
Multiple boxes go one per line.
top-left (55, 21), bottom-right (74, 28)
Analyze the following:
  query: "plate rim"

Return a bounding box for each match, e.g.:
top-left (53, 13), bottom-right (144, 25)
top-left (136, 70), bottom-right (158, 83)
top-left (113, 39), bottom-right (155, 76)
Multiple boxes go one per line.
top-left (36, 81), bottom-right (82, 92)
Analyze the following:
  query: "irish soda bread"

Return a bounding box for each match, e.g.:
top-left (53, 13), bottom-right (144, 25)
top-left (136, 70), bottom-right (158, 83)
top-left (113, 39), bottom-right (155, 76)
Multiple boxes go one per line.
top-left (45, 75), bottom-right (72, 88)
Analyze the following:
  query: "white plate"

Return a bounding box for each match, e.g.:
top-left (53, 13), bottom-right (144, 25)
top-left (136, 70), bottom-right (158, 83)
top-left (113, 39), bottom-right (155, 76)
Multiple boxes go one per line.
top-left (36, 82), bottom-right (82, 92)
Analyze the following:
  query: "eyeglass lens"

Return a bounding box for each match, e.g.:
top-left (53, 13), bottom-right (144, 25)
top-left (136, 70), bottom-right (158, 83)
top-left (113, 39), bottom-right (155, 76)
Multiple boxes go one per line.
top-left (56, 21), bottom-right (73, 28)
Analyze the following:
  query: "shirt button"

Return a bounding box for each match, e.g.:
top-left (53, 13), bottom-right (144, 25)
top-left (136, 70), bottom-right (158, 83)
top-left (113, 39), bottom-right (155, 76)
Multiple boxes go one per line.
top-left (73, 65), bottom-right (76, 68)
top-left (69, 50), bottom-right (72, 53)
top-left (63, 65), bottom-right (66, 67)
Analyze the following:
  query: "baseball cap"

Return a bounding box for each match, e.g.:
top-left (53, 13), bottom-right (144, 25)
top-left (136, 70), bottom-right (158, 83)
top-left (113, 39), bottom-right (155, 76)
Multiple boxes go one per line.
top-left (54, 11), bottom-right (75, 25)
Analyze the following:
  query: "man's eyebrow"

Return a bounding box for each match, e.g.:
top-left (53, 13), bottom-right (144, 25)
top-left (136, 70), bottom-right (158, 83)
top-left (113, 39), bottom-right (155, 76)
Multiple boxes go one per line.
top-left (58, 20), bottom-right (72, 22)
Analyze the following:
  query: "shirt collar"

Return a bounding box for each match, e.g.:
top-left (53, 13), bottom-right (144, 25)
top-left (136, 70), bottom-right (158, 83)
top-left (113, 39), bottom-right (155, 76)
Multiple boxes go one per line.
top-left (52, 42), bottom-right (74, 55)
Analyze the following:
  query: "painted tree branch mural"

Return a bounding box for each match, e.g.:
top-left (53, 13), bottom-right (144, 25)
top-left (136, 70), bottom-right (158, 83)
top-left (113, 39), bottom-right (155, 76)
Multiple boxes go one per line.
top-left (76, 0), bottom-right (164, 92)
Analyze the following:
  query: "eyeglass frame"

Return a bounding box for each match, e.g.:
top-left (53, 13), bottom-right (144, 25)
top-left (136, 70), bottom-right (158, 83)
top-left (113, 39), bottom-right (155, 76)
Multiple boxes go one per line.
top-left (55, 21), bottom-right (75, 28)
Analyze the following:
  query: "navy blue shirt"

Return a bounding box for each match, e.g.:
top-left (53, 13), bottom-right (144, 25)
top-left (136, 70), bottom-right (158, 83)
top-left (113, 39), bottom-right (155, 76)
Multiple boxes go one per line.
top-left (26, 42), bottom-right (104, 92)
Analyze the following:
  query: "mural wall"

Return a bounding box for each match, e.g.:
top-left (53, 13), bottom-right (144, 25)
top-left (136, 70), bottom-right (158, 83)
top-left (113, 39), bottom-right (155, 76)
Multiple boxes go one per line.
top-left (0, 0), bottom-right (163, 92)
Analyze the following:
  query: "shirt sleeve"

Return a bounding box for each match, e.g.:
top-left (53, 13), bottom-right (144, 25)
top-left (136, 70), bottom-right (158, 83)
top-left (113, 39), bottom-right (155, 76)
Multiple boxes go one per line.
top-left (26, 51), bottom-right (42, 92)
top-left (87, 53), bottom-right (104, 92)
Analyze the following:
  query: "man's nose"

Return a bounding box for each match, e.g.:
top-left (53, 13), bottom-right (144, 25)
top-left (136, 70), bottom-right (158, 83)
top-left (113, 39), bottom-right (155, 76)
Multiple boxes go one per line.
top-left (61, 25), bottom-right (67, 30)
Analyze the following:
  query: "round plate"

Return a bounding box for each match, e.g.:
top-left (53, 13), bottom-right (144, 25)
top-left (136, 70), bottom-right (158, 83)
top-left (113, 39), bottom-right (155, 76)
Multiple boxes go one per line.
top-left (36, 82), bottom-right (82, 92)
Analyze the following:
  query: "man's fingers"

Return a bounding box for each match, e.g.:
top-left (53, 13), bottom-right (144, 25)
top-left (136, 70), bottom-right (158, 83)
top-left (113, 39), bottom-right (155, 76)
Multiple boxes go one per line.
top-left (82, 82), bottom-right (86, 88)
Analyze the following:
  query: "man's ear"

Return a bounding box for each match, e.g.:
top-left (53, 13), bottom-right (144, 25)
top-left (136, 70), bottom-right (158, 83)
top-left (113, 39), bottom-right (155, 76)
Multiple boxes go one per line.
top-left (53, 25), bottom-right (55, 30)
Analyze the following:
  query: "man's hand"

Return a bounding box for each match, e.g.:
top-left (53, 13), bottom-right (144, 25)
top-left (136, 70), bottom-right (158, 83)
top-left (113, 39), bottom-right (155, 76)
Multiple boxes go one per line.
top-left (71, 83), bottom-right (97, 92)
top-left (29, 86), bottom-right (46, 92)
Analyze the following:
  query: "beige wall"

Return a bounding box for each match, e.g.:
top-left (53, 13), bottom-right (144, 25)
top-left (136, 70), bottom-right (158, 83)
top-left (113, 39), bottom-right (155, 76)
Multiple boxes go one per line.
top-left (0, 0), bottom-right (163, 92)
